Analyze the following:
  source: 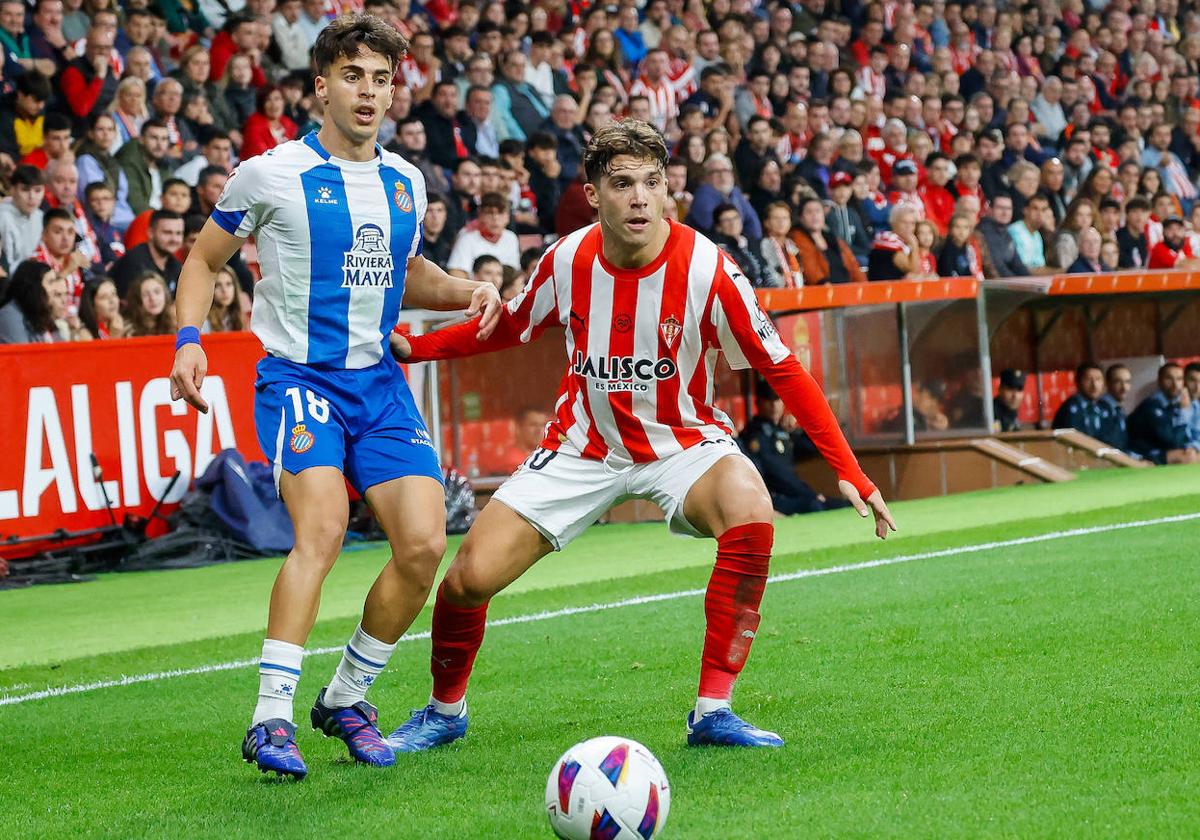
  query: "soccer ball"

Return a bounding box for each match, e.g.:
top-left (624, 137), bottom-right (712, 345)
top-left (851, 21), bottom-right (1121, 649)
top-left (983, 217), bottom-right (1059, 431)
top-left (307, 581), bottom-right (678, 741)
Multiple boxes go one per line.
top-left (545, 736), bottom-right (670, 840)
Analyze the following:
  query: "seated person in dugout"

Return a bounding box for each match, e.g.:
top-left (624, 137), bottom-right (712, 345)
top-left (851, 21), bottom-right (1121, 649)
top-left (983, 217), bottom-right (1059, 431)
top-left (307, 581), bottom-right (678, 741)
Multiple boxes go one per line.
top-left (992, 369), bottom-right (1027, 433)
top-left (739, 378), bottom-right (852, 515)
top-left (1128, 362), bottom-right (1200, 465)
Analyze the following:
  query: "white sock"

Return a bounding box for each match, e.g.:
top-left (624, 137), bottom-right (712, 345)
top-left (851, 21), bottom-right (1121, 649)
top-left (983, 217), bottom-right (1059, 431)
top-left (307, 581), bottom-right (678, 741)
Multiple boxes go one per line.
top-left (431, 696), bottom-right (466, 717)
top-left (695, 696), bottom-right (732, 718)
top-left (253, 639), bottom-right (304, 725)
top-left (323, 624), bottom-right (397, 708)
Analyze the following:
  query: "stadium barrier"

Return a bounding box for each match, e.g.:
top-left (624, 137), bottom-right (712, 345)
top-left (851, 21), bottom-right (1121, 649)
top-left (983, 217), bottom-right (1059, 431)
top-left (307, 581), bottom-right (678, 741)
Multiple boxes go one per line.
top-left (3, 272), bottom-right (1198, 547)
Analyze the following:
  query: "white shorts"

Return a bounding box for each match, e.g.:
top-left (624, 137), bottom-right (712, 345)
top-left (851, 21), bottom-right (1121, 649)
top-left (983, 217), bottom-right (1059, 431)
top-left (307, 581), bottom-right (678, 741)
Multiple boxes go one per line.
top-left (491, 438), bottom-right (750, 550)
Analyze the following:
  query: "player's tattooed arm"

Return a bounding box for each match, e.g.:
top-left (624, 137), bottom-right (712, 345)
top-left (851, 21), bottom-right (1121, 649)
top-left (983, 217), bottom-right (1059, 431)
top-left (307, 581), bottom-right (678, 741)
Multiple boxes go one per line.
top-left (403, 255), bottom-right (502, 340)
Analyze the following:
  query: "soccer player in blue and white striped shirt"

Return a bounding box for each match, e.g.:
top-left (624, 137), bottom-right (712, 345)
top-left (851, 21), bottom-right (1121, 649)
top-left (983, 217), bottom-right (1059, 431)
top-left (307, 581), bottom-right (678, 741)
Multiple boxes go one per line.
top-left (168, 15), bottom-right (501, 779)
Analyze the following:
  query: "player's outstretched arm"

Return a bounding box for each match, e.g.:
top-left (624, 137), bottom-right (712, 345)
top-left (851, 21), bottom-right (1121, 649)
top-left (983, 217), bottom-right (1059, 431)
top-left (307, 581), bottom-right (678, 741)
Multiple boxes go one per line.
top-left (711, 257), bottom-right (897, 539)
top-left (169, 220), bottom-right (245, 414)
top-left (761, 359), bottom-right (897, 540)
top-left (403, 255), bottom-right (502, 340)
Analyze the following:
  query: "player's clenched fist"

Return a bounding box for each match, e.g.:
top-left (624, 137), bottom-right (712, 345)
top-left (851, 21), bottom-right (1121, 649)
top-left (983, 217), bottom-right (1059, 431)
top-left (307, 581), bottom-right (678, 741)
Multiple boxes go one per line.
top-left (170, 343), bottom-right (210, 414)
top-left (467, 283), bottom-right (503, 340)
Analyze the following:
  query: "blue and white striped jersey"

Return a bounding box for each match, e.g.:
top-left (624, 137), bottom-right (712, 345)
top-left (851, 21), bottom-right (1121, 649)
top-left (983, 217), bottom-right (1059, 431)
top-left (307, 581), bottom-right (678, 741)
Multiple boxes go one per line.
top-left (212, 132), bottom-right (426, 369)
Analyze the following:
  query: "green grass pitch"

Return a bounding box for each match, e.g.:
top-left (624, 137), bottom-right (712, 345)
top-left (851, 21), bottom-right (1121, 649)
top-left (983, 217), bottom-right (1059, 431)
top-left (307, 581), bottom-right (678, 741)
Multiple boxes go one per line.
top-left (1, 467), bottom-right (1198, 838)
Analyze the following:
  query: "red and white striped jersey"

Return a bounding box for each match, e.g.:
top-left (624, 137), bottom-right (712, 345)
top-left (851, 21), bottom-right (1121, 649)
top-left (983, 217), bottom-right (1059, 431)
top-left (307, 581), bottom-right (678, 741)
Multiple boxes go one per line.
top-left (509, 221), bottom-right (789, 463)
top-left (404, 220), bottom-right (876, 496)
top-left (628, 76), bottom-right (678, 134)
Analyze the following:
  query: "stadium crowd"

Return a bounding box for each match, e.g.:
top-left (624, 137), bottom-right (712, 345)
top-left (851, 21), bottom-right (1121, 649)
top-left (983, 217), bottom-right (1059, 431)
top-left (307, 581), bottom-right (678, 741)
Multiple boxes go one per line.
top-left (0, 0), bottom-right (1198, 460)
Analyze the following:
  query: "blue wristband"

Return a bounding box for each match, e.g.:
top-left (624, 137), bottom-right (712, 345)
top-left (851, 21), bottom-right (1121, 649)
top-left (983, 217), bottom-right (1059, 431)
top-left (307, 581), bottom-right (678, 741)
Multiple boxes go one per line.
top-left (175, 326), bottom-right (201, 350)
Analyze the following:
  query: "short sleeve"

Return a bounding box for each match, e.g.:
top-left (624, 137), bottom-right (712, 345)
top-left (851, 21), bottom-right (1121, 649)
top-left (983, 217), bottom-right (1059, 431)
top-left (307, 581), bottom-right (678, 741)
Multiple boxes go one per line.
top-left (211, 158), bottom-right (269, 238)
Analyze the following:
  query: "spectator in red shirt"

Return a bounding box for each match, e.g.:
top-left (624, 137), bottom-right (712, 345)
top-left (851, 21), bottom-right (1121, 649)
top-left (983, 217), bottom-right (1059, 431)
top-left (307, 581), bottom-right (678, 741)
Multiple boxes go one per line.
top-left (240, 85), bottom-right (297, 160)
top-left (209, 13), bottom-right (267, 88)
top-left (1148, 216), bottom-right (1200, 269)
top-left (920, 153), bottom-right (957, 234)
top-left (60, 26), bottom-right (117, 131)
top-left (951, 154), bottom-right (988, 218)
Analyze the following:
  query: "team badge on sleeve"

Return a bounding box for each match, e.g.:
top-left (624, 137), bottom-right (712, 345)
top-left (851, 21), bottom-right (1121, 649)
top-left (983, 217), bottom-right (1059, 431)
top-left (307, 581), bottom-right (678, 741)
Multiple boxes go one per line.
top-left (393, 181), bottom-right (413, 213)
top-left (290, 423), bottom-right (314, 454)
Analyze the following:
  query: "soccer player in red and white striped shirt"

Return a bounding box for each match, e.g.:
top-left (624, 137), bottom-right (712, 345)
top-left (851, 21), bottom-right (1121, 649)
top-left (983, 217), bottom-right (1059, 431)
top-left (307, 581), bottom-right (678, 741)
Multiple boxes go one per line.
top-left (387, 121), bottom-right (896, 751)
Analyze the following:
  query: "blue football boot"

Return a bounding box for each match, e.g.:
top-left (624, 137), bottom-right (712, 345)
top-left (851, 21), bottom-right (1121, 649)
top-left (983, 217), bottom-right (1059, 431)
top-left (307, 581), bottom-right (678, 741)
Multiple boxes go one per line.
top-left (242, 718), bottom-right (308, 778)
top-left (686, 708), bottom-right (784, 748)
top-left (386, 703), bottom-right (468, 753)
top-left (310, 688), bottom-right (396, 767)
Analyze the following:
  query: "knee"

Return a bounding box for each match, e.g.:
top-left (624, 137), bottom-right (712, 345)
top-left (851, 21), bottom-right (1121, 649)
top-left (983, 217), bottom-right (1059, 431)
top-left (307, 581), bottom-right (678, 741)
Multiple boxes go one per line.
top-left (719, 478), bottom-right (775, 531)
top-left (439, 549), bottom-right (495, 608)
top-left (291, 517), bottom-right (347, 571)
top-left (390, 531), bottom-right (447, 591)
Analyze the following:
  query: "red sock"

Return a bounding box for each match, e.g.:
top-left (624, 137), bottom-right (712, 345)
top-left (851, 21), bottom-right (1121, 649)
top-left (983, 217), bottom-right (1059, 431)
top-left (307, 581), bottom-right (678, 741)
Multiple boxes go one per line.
top-left (430, 583), bottom-right (489, 704)
top-left (698, 522), bottom-right (773, 701)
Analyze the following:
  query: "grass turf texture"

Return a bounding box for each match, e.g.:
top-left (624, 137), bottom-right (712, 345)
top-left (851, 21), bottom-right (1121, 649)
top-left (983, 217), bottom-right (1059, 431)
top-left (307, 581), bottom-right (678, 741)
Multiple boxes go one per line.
top-left (1, 467), bottom-right (1198, 838)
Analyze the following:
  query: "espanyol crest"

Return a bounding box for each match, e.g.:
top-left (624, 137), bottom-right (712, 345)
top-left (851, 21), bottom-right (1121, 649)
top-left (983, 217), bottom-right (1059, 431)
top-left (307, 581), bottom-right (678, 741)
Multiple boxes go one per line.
top-left (342, 223), bottom-right (394, 287)
top-left (394, 180), bottom-right (413, 212)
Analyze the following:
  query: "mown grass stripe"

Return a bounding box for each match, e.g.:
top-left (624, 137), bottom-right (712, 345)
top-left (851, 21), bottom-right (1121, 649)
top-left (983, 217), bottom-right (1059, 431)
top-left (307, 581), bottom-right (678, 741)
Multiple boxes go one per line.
top-left (2, 511), bottom-right (1196, 708)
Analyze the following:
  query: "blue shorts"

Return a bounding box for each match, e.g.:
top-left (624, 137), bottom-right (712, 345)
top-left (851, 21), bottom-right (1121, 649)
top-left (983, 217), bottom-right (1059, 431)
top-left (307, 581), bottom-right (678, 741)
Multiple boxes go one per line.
top-left (253, 355), bottom-right (442, 495)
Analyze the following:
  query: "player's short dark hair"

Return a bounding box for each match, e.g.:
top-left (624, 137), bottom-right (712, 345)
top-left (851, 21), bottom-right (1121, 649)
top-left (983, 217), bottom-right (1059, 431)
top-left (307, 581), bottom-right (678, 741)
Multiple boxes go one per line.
top-left (43, 207), bottom-right (74, 228)
top-left (472, 254), bottom-right (501, 272)
top-left (313, 13), bottom-right (410, 76)
top-left (16, 71), bottom-right (51, 101)
top-left (150, 209), bottom-right (183, 227)
top-left (12, 164), bottom-right (44, 188)
top-left (582, 119), bottom-right (668, 184)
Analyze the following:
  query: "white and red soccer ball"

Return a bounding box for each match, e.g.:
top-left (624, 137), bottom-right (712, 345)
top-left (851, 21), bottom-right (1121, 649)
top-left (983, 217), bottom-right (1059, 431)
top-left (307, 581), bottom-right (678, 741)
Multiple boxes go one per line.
top-left (545, 736), bottom-right (670, 839)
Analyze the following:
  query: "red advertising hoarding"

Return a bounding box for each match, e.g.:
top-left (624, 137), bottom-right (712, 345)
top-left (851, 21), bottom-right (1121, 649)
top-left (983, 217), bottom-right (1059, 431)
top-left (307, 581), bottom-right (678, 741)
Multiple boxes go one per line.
top-left (0, 333), bottom-right (264, 550)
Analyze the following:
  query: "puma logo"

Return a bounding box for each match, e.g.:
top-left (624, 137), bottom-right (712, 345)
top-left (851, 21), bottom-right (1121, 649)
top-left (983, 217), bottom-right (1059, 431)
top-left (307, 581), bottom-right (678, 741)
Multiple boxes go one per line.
top-left (432, 655), bottom-right (452, 669)
top-left (569, 310), bottom-right (586, 328)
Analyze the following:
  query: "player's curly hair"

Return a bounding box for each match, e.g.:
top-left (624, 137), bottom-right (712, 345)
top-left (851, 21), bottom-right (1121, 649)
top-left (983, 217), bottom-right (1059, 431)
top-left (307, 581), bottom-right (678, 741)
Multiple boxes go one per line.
top-left (582, 120), bottom-right (669, 184)
top-left (313, 14), bottom-right (410, 76)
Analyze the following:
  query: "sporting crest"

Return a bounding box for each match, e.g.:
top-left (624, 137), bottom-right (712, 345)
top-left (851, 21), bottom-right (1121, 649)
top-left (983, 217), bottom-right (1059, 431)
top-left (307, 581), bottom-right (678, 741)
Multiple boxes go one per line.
top-left (659, 315), bottom-right (682, 347)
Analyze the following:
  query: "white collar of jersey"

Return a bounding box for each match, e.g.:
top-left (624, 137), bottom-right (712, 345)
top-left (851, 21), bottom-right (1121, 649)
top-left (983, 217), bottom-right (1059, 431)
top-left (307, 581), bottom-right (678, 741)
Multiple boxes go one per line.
top-left (302, 131), bottom-right (384, 168)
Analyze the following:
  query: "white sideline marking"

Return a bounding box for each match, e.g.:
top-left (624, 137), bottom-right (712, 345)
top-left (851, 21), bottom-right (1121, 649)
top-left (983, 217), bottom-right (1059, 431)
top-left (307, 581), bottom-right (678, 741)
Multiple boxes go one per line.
top-left (2, 512), bottom-right (1197, 708)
